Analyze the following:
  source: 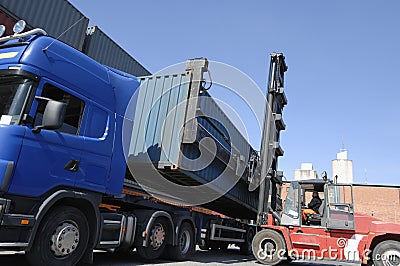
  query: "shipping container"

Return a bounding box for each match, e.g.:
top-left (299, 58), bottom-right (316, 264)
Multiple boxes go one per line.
top-left (0, 1), bottom-right (149, 76)
top-left (84, 26), bottom-right (151, 77)
top-left (125, 59), bottom-right (259, 219)
top-left (0, 0), bottom-right (88, 50)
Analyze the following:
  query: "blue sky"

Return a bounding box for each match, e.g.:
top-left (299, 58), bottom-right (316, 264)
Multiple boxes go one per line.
top-left (69, 0), bottom-right (400, 185)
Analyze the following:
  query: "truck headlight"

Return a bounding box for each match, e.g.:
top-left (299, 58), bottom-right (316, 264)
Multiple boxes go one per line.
top-left (0, 25), bottom-right (5, 37)
top-left (13, 20), bottom-right (26, 34)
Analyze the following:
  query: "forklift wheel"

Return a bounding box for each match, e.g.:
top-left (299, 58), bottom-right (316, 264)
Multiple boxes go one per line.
top-left (372, 240), bottom-right (400, 266)
top-left (252, 229), bottom-right (286, 265)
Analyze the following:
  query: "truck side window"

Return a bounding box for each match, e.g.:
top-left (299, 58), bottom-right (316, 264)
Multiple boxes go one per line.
top-left (34, 84), bottom-right (85, 135)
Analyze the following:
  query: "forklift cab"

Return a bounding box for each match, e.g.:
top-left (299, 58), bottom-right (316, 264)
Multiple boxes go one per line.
top-left (281, 180), bottom-right (355, 230)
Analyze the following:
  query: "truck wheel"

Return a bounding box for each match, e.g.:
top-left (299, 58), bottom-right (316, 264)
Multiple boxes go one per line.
top-left (25, 206), bottom-right (89, 266)
top-left (240, 228), bottom-right (254, 255)
top-left (137, 217), bottom-right (169, 260)
top-left (252, 229), bottom-right (285, 265)
top-left (372, 240), bottom-right (400, 266)
top-left (166, 222), bottom-right (195, 261)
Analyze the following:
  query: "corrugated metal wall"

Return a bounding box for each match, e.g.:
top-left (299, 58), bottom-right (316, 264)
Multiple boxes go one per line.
top-left (0, 1), bottom-right (149, 76)
top-left (0, 0), bottom-right (88, 50)
top-left (130, 73), bottom-right (190, 166)
top-left (84, 26), bottom-right (151, 77)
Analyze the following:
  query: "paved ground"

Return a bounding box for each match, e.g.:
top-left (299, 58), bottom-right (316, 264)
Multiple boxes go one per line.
top-left (0, 247), bottom-right (359, 265)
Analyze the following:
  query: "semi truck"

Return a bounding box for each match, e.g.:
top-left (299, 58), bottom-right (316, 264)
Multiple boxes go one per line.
top-left (0, 21), bottom-right (286, 265)
top-left (0, 20), bottom-right (398, 266)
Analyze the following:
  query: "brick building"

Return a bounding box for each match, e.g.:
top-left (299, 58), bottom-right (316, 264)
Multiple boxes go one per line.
top-left (281, 182), bottom-right (400, 223)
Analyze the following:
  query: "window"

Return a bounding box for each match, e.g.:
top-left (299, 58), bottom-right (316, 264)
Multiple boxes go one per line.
top-left (327, 184), bottom-right (353, 212)
top-left (34, 84), bottom-right (85, 135)
top-left (0, 75), bottom-right (34, 125)
top-left (283, 182), bottom-right (300, 219)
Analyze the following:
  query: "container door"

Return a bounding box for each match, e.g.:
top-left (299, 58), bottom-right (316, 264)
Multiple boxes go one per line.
top-left (9, 79), bottom-right (85, 197)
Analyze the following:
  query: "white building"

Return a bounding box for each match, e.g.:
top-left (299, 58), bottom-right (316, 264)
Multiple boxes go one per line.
top-left (332, 150), bottom-right (353, 184)
top-left (294, 163), bottom-right (318, 181)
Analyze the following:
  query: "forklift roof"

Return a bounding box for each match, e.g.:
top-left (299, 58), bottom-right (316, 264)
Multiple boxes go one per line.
top-left (294, 179), bottom-right (328, 192)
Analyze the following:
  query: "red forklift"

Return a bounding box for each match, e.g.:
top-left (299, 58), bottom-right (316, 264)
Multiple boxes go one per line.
top-left (252, 54), bottom-right (400, 266)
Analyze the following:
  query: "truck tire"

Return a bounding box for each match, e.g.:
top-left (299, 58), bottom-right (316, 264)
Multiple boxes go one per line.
top-left (240, 228), bottom-right (254, 255)
top-left (372, 240), bottom-right (400, 266)
top-left (252, 229), bottom-right (286, 265)
top-left (137, 217), bottom-right (169, 260)
top-left (166, 222), bottom-right (195, 261)
top-left (25, 206), bottom-right (89, 266)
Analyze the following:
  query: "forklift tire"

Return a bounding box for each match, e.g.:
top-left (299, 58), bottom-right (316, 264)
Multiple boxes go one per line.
top-left (137, 217), bottom-right (169, 260)
top-left (372, 240), bottom-right (400, 266)
top-left (165, 222), bottom-right (195, 261)
top-left (252, 229), bottom-right (286, 265)
top-left (25, 206), bottom-right (89, 266)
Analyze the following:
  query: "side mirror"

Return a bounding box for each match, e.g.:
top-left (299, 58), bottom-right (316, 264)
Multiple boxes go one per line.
top-left (32, 98), bottom-right (66, 133)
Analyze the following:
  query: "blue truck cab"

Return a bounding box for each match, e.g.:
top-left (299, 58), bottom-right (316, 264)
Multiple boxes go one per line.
top-left (0, 24), bottom-right (140, 263)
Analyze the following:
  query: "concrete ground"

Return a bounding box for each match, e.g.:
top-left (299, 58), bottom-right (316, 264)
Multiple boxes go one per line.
top-left (0, 247), bottom-right (359, 265)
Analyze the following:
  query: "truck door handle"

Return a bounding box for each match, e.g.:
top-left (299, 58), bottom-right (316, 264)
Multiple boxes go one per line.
top-left (64, 160), bottom-right (80, 172)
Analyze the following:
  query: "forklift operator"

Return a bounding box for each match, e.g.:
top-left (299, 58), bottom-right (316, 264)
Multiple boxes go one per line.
top-left (308, 191), bottom-right (322, 212)
top-left (302, 191), bottom-right (322, 223)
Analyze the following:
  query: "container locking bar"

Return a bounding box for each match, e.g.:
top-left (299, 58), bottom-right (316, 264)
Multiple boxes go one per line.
top-left (182, 58), bottom-right (209, 143)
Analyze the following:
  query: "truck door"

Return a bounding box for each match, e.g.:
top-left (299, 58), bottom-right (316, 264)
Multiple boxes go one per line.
top-left (75, 103), bottom-right (113, 193)
top-left (9, 79), bottom-right (86, 197)
top-left (325, 184), bottom-right (355, 230)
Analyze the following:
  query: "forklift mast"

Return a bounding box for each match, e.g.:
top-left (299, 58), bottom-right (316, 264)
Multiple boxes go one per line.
top-left (256, 53), bottom-right (288, 225)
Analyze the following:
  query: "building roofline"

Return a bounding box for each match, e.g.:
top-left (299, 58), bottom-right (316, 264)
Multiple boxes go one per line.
top-left (283, 180), bottom-right (400, 189)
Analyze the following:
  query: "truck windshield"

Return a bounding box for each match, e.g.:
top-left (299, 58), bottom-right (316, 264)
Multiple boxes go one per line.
top-left (0, 76), bottom-right (33, 125)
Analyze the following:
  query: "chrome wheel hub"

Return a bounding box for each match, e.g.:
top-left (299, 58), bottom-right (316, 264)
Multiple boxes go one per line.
top-left (382, 249), bottom-right (400, 266)
top-left (50, 222), bottom-right (80, 257)
top-left (149, 223), bottom-right (165, 250)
